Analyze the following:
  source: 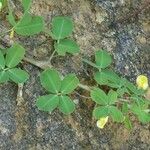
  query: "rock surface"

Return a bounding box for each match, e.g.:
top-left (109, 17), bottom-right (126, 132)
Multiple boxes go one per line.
top-left (0, 0), bottom-right (150, 149)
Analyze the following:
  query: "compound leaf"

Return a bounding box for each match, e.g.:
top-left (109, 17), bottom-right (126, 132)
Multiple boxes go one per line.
top-left (36, 94), bottom-right (59, 112)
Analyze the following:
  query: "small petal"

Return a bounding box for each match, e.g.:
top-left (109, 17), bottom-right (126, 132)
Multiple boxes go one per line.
top-left (96, 116), bottom-right (108, 129)
top-left (136, 75), bottom-right (149, 90)
top-left (10, 29), bottom-right (15, 39)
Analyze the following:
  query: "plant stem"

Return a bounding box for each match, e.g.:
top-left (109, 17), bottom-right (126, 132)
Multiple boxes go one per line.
top-left (82, 58), bottom-right (101, 71)
top-left (78, 83), bottom-right (92, 91)
top-left (75, 91), bottom-right (91, 99)
top-left (118, 98), bottom-right (131, 103)
top-left (23, 57), bottom-right (52, 70)
top-left (23, 57), bottom-right (92, 92)
top-left (49, 50), bottom-right (56, 62)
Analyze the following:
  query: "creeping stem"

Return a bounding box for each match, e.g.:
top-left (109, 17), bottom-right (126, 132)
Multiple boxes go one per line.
top-left (78, 83), bottom-right (91, 91)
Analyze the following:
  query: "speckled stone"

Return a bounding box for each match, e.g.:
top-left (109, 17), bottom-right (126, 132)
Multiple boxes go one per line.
top-left (0, 0), bottom-right (150, 149)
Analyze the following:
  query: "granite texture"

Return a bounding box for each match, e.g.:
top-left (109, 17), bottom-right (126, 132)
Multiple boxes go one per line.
top-left (0, 0), bottom-right (150, 149)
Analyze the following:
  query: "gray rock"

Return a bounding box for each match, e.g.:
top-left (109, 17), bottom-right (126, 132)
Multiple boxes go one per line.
top-left (0, 0), bottom-right (150, 149)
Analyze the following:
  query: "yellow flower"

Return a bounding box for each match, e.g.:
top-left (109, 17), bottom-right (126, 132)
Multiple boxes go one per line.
top-left (96, 116), bottom-right (108, 129)
top-left (10, 29), bottom-right (15, 39)
top-left (136, 75), bottom-right (149, 90)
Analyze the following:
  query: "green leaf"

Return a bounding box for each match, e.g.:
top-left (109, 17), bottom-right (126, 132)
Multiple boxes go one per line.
top-left (130, 104), bottom-right (150, 123)
top-left (0, 71), bottom-right (9, 83)
top-left (117, 87), bottom-right (129, 97)
top-left (0, 50), bottom-right (5, 69)
top-left (7, 11), bottom-right (16, 26)
top-left (124, 116), bottom-right (132, 130)
top-left (94, 71), bottom-right (109, 85)
top-left (60, 74), bottom-right (79, 94)
top-left (94, 70), bottom-right (122, 88)
top-left (122, 103), bottom-right (128, 114)
top-left (95, 50), bottom-right (112, 68)
top-left (103, 70), bottom-right (122, 84)
top-left (51, 16), bottom-right (73, 40)
top-left (54, 42), bottom-right (65, 56)
top-left (36, 94), bottom-right (59, 112)
top-left (93, 106), bottom-right (109, 119)
top-left (55, 39), bottom-right (80, 56)
top-left (58, 96), bottom-right (75, 115)
top-left (90, 87), bottom-right (108, 105)
top-left (16, 12), bottom-right (32, 26)
top-left (40, 69), bottom-right (61, 93)
top-left (107, 90), bottom-right (118, 105)
top-left (8, 68), bottom-right (29, 83)
top-left (15, 16), bottom-right (44, 36)
top-left (6, 43), bottom-right (25, 68)
top-left (136, 112), bottom-right (150, 123)
top-left (22, 0), bottom-right (32, 11)
top-left (82, 58), bottom-right (101, 69)
top-left (109, 106), bottom-right (124, 122)
top-left (7, 0), bottom-right (16, 26)
top-left (125, 80), bottom-right (143, 96)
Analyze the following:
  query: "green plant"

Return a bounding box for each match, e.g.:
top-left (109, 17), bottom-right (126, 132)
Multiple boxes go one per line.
top-left (0, 43), bottom-right (29, 83)
top-left (0, 0), bottom-right (149, 129)
top-left (91, 88), bottom-right (124, 122)
top-left (48, 16), bottom-right (80, 56)
top-left (83, 50), bottom-right (150, 128)
top-left (36, 69), bottom-right (79, 114)
top-left (6, 0), bottom-right (79, 60)
top-left (7, 0), bottom-right (44, 36)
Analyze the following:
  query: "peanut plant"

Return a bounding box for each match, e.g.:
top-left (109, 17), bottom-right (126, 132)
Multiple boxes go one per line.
top-left (0, 0), bottom-right (149, 130)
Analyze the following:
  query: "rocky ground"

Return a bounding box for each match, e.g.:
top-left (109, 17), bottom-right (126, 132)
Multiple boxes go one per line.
top-left (0, 0), bottom-right (150, 149)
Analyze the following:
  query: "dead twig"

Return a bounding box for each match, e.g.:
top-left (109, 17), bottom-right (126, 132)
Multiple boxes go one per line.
top-left (16, 83), bottom-right (24, 106)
